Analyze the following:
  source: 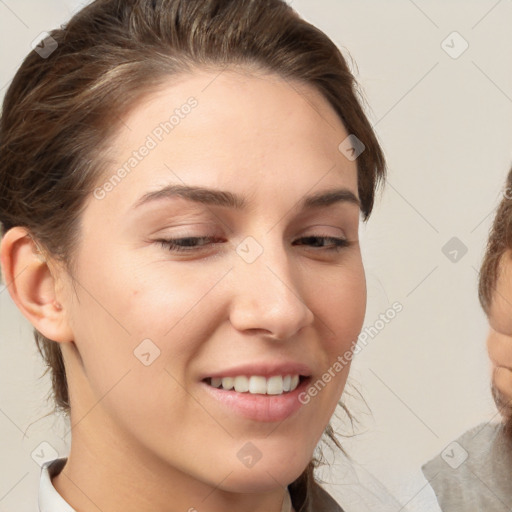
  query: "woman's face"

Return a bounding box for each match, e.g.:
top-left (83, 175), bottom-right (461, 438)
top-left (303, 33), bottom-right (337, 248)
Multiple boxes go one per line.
top-left (59, 67), bottom-right (366, 494)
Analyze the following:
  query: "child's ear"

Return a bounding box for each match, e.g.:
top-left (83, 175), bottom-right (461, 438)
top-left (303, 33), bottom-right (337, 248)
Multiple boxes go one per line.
top-left (488, 250), bottom-right (512, 336)
top-left (0, 226), bottom-right (74, 343)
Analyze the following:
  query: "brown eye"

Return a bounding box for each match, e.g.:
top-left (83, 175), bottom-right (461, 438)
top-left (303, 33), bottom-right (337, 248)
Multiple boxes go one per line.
top-left (156, 236), bottom-right (223, 253)
top-left (294, 235), bottom-right (349, 251)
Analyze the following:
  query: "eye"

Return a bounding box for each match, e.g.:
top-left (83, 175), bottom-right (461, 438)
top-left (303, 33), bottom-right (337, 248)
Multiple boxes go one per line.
top-left (155, 234), bottom-right (350, 254)
top-left (293, 235), bottom-right (350, 252)
top-left (156, 236), bottom-right (223, 253)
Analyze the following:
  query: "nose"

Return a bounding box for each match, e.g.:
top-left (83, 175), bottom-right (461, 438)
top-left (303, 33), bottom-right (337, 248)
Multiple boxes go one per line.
top-left (228, 241), bottom-right (315, 340)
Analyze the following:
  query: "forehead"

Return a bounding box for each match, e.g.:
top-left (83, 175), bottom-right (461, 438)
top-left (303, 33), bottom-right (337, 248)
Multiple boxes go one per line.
top-left (92, 66), bottom-right (358, 214)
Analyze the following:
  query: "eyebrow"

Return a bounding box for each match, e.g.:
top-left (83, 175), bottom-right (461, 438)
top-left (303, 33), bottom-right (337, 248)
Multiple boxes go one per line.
top-left (132, 184), bottom-right (361, 212)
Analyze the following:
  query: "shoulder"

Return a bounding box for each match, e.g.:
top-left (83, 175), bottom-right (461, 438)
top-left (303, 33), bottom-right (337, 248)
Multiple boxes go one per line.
top-left (289, 477), bottom-right (344, 512)
top-left (422, 422), bottom-right (512, 511)
top-left (308, 481), bottom-right (344, 512)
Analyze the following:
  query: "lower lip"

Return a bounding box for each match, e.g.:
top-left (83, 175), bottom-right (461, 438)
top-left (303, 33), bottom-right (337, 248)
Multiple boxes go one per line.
top-left (200, 378), bottom-right (311, 423)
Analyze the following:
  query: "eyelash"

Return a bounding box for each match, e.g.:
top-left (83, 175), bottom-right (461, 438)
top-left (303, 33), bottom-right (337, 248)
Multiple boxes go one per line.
top-left (156, 235), bottom-right (350, 253)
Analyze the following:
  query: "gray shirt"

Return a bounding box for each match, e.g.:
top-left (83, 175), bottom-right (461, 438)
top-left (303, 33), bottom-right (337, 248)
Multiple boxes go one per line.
top-left (422, 422), bottom-right (512, 511)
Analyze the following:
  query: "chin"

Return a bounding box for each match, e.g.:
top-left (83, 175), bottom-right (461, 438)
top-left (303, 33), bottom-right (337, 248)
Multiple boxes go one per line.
top-left (492, 384), bottom-right (512, 439)
top-left (214, 462), bottom-right (308, 494)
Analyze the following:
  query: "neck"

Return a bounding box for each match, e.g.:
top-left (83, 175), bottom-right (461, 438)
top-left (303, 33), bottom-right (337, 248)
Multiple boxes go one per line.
top-left (52, 410), bottom-right (291, 512)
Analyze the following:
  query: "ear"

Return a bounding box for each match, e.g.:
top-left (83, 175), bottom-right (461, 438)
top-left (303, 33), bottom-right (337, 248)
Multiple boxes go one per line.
top-left (0, 226), bottom-right (74, 343)
top-left (488, 250), bottom-right (512, 336)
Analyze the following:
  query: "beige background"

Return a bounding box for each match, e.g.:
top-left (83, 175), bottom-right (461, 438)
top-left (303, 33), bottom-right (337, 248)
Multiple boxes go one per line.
top-left (1, 0), bottom-right (511, 510)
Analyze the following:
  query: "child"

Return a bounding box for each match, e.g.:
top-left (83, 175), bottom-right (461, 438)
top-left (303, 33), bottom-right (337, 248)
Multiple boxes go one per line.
top-left (422, 166), bottom-right (512, 511)
top-left (480, 166), bottom-right (512, 431)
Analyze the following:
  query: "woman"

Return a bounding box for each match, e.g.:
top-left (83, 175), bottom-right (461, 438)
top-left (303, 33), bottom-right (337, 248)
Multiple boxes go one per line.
top-left (0, 1), bottom-right (386, 510)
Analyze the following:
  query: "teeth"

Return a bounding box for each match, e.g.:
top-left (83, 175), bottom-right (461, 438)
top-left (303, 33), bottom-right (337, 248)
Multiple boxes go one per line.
top-left (266, 375), bottom-right (283, 395)
top-left (234, 376), bottom-right (249, 392)
top-left (211, 377), bottom-right (222, 388)
top-left (221, 377), bottom-right (234, 390)
top-left (249, 376), bottom-right (267, 394)
top-left (209, 375), bottom-right (302, 395)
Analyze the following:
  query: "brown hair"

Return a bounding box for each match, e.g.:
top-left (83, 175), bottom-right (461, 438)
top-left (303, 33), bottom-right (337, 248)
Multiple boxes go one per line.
top-left (0, 0), bottom-right (386, 505)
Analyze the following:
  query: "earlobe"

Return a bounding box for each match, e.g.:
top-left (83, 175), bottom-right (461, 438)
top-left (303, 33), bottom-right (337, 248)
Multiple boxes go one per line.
top-left (0, 226), bottom-right (74, 343)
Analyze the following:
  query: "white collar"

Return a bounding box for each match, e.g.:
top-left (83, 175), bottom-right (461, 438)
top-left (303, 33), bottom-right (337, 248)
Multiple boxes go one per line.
top-left (281, 486), bottom-right (293, 512)
top-left (39, 457), bottom-right (293, 512)
top-left (39, 458), bottom-right (76, 512)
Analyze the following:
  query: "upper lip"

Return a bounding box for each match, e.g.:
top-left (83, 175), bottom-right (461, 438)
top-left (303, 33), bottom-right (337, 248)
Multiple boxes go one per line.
top-left (201, 361), bottom-right (313, 380)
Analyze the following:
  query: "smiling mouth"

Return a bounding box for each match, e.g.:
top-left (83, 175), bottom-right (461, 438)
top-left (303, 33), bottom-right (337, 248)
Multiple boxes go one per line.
top-left (202, 375), bottom-right (309, 395)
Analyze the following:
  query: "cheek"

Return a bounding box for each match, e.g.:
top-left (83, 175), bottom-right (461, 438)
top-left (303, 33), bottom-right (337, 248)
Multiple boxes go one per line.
top-left (488, 286), bottom-right (512, 336)
top-left (311, 256), bottom-right (367, 353)
top-left (78, 249), bottom-right (228, 338)
top-left (487, 254), bottom-right (512, 335)
top-left (299, 255), bottom-right (366, 415)
top-left (66, 250), bottom-right (229, 408)
top-left (66, 259), bottom-right (226, 440)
